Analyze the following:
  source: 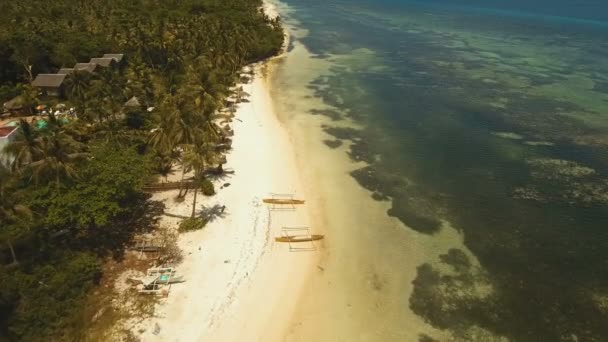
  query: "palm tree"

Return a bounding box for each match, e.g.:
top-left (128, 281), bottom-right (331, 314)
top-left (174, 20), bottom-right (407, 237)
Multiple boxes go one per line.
top-left (149, 113), bottom-right (175, 154)
top-left (4, 119), bottom-right (42, 171)
top-left (183, 146), bottom-right (205, 218)
top-left (173, 111), bottom-right (204, 197)
top-left (64, 70), bottom-right (92, 110)
top-left (97, 68), bottom-right (128, 120)
top-left (183, 137), bottom-right (219, 218)
top-left (181, 67), bottom-right (225, 142)
top-left (28, 131), bottom-right (89, 186)
top-left (153, 151), bottom-right (175, 182)
top-left (20, 84), bottom-right (38, 115)
top-left (44, 112), bottom-right (66, 131)
top-left (0, 168), bottom-right (32, 264)
top-left (93, 118), bottom-right (142, 147)
top-left (150, 95), bottom-right (205, 197)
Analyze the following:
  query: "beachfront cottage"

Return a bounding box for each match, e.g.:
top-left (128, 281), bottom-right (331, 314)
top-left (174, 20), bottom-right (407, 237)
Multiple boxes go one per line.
top-left (89, 57), bottom-right (117, 68)
top-left (32, 74), bottom-right (67, 97)
top-left (0, 126), bottom-right (18, 166)
top-left (74, 62), bottom-right (97, 73)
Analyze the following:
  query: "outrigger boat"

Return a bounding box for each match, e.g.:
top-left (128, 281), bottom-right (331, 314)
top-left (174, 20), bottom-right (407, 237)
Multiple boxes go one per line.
top-left (275, 234), bottom-right (324, 243)
top-left (129, 274), bottom-right (184, 286)
top-left (263, 198), bottom-right (305, 205)
top-left (130, 242), bottom-right (163, 252)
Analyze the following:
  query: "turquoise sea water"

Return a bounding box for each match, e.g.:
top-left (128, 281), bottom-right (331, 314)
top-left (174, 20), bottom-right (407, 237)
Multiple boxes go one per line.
top-left (273, 0), bottom-right (608, 340)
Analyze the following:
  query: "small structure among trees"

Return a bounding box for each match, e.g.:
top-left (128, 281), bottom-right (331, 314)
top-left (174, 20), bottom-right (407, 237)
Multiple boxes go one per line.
top-left (3, 96), bottom-right (24, 113)
top-left (31, 74), bottom-right (67, 96)
top-left (89, 57), bottom-right (117, 68)
top-left (74, 62), bottom-right (97, 73)
top-left (57, 68), bottom-right (74, 75)
top-left (124, 96), bottom-right (141, 108)
top-left (27, 52), bottom-right (125, 101)
top-left (103, 53), bottom-right (124, 63)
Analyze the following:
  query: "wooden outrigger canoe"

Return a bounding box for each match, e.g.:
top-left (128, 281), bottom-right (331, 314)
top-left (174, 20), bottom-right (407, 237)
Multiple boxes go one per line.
top-left (275, 235), bottom-right (324, 243)
top-left (263, 198), bottom-right (305, 205)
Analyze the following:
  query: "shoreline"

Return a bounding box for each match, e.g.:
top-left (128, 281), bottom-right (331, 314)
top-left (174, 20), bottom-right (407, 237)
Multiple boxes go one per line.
top-left (128, 61), bottom-right (318, 341)
top-left (122, 3), bottom-right (322, 340)
top-left (261, 2), bottom-right (461, 340)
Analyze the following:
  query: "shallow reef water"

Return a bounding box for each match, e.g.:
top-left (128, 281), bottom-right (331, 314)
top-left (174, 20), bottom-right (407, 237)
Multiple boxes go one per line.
top-left (276, 0), bottom-right (608, 340)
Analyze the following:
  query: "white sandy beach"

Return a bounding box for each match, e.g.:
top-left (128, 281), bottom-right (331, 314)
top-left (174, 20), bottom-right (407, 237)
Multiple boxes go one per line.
top-left (122, 4), bottom-right (322, 341)
top-left (129, 62), bottom-right (318, 341)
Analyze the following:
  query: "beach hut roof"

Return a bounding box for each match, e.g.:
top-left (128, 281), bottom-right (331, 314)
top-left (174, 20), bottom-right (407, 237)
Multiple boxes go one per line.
top-left (57, 68), bottom-right (74, 75)
top-left (103, 53), bottom-right (124, 62)
top-left (89, 57), bottom-right (116, 67)
top-left (124, 96), bottom-right (141, 108)
top-left (32, 74), bottom-right (67, 88)
top-left (3, 96), bottom-right (23, 110)
top-left (74, 63), bottom-right (97, 73)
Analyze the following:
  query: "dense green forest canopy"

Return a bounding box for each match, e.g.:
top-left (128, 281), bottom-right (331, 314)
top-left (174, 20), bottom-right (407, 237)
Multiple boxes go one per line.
top-left (0, 0), bottom-right (282, 97)
top-left (0, 0), bottom-right (283, 340)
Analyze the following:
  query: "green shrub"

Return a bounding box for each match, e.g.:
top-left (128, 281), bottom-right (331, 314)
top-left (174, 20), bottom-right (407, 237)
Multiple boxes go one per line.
top-left (179, 218), bottom-right (207, 232)
top-left (2, 252), bottom-right (100, 341)
top-left (201, 179), bottom-right (215, 196)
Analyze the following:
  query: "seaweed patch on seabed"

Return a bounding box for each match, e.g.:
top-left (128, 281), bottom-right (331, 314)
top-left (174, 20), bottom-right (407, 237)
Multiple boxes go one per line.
top-left (410, 249), bottom-right (507, 341)
top-left (458, 83), bottom-right (601, 146)
top-left (349, 164), bottom-right (442, 234)
top-left (418, 334), bottom-right (440, 342)
top-left (388, 196), bottom-right (441, 234)
top-left (322, 125), bottom-right (359, 141)
top-left (323, 139), bottom-right (342, 149)
top-left (350, 166), bottom-right (392, 201)
top-left (309, 108), bottom-right (342, 120)
top-left (513, 158), bottom-right (608, 205)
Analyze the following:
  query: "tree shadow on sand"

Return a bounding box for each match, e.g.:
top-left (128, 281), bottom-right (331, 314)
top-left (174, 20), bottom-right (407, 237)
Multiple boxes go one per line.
top-left (204, 167), bottom-right (235, 182)
top-left (198, 204), bottom-right (229, 223)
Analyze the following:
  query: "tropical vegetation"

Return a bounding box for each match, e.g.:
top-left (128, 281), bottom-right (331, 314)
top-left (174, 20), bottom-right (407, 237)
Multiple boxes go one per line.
top-left (0, 0), bottom-right (283, 340)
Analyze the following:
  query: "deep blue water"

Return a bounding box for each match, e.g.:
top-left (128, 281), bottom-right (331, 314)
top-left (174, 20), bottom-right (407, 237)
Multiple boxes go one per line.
top-left (279, 0), bottom-right (608, 340)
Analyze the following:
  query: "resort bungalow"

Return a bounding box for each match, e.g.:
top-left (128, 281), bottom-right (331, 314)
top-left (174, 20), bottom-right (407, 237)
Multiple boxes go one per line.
top-left (103, 53), bottom-right (125, 63)
top-left (0, 125), bottom-right (18, 166)
top-left (89, 57), bottom-right (117, 68)
top-left (32, 74), bottom-right (67, 97)
top-left (57, 68), bottom-right (74, 75)
top-left (74, 62), bottom-right (97, 73)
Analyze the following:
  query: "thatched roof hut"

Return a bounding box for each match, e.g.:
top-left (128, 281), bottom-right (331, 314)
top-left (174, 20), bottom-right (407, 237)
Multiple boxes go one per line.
top-left (3, 96), bottom-right (23, 111)
top-left (124, 96), bottom-right (141, 108)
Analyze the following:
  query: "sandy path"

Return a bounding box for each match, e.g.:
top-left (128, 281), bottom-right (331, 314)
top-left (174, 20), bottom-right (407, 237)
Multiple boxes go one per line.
top-left (132, 66), bottom-right (317, 341)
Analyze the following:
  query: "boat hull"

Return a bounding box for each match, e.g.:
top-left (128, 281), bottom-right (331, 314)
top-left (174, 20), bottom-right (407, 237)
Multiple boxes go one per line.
top-left (263, 199), bottom-right (305, 205)
top-left (275, 235), bottom-right (324, 243)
